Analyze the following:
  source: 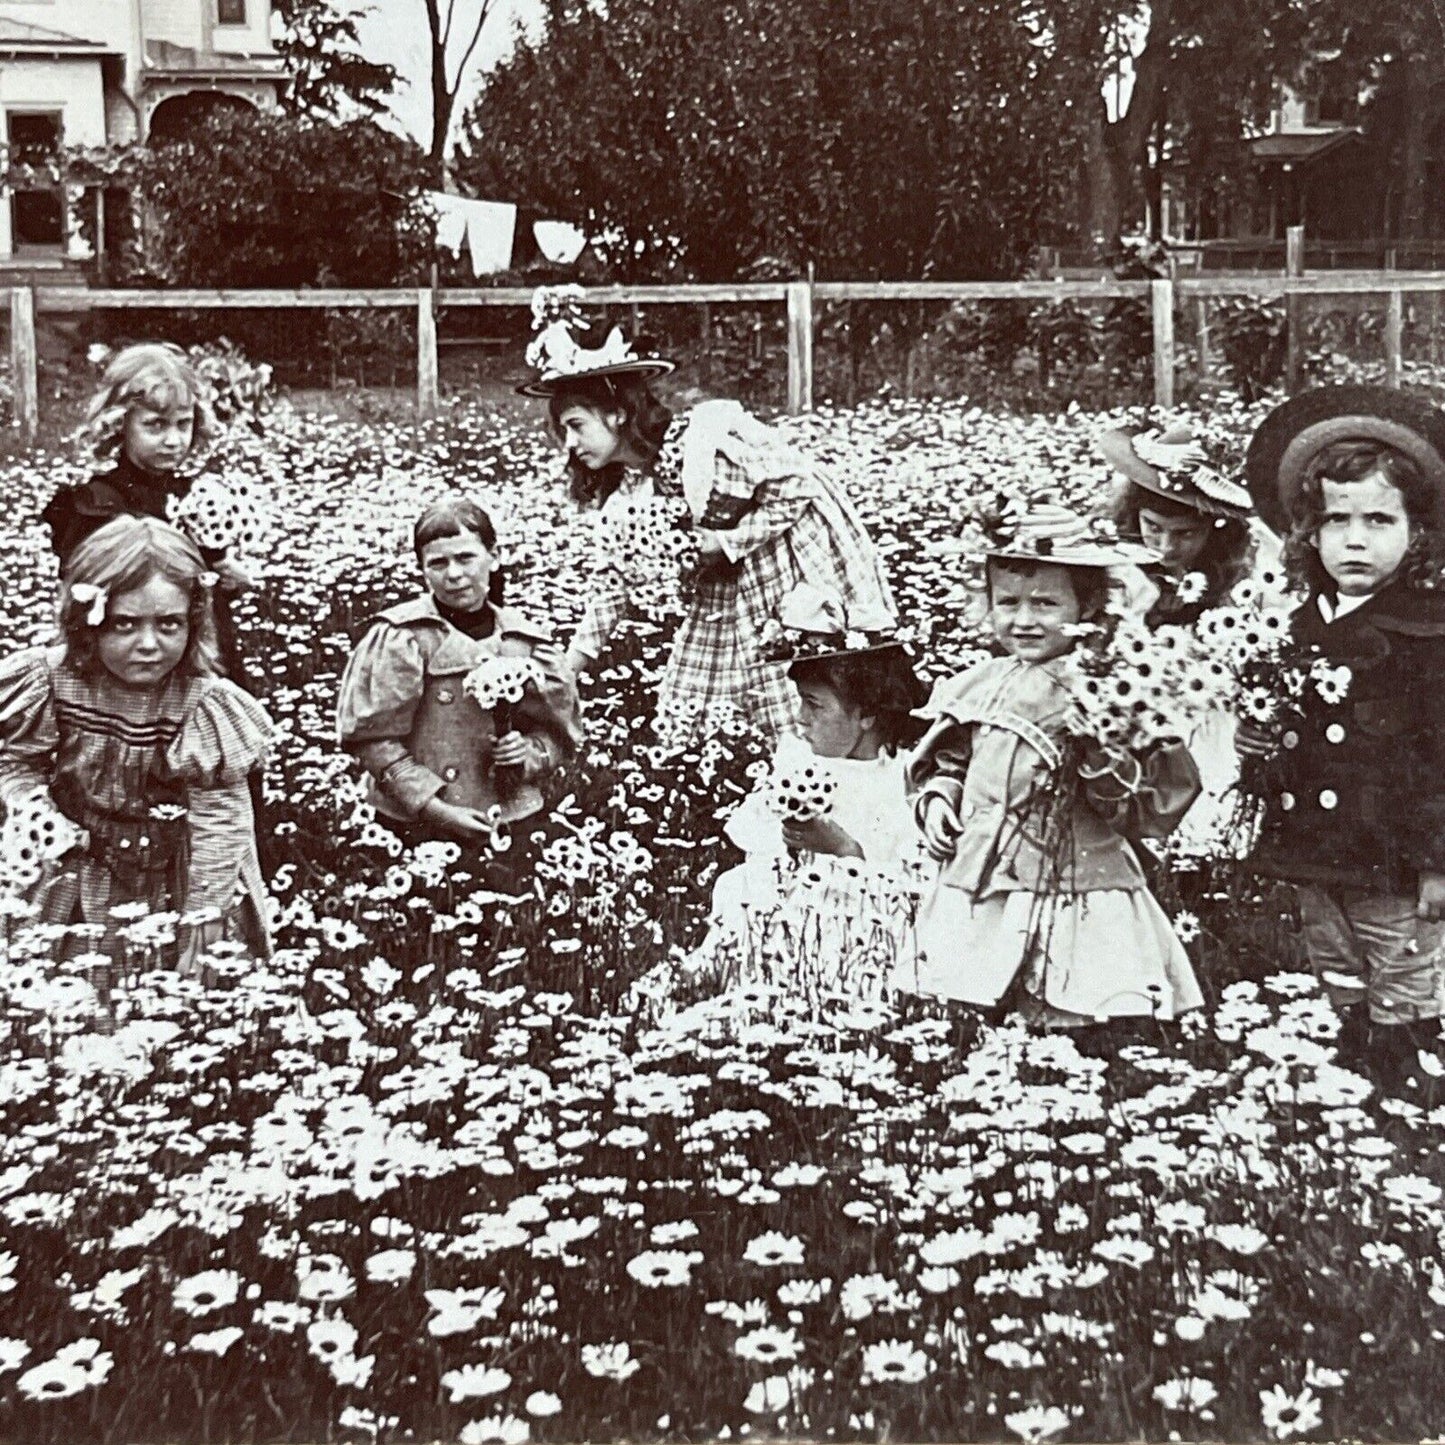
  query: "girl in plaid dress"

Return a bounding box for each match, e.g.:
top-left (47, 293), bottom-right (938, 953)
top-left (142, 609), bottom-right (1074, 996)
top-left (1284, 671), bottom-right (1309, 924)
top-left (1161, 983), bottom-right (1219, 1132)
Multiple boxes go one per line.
top-left (0, 516), bottom-right (273, 975)
top-left (518, 327), bottom-right (895, 744)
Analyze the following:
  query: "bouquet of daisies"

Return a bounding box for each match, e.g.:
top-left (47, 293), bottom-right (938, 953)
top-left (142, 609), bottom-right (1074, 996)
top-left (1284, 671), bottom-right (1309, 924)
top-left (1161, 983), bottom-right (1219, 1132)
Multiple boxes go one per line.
top-left (0, 789), bottom-right (84, 897)
top-left (759, 753), bottom-right (838, 824)
top-left (462, 656), bottom-right (548, 798)
top-left (168, 473), bottom-right (270, 557)
top-left (1058, 617), bottom-right (1231, 756)
top-left (592, 494), bottom-right (701, 608)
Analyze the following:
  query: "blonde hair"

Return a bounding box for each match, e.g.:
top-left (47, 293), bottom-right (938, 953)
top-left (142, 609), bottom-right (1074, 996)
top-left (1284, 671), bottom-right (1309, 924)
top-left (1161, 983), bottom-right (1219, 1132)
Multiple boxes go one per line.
top-left (82, 343), bottom-right (219, 463)
top-left (60, 515), bottom-right (220, 680)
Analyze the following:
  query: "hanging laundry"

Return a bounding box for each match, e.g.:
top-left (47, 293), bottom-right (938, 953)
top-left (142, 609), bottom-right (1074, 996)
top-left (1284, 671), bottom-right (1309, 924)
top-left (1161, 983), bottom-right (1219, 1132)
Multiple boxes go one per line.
top-left (533, 219), bottom-right (587, 266)
top-left (424, 192), bottom-right (519, 277)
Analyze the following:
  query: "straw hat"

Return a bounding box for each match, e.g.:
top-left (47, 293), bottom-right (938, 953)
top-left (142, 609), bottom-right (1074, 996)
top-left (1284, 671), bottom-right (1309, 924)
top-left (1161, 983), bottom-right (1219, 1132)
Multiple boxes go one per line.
top-left (1098, 423), bottom-right (1253, 519)
top-left (1244, 384), bottom-right (1445, 536)
top-left (757, 583), bottom-right (919, 668)
top-left (515, 321), bottom-right (674, 397)
top-left (979, 502), bottom-right (1158, 569)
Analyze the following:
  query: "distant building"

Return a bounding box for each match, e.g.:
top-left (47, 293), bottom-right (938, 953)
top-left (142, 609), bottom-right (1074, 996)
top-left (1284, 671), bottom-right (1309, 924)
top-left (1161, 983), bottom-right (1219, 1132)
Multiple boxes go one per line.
top-left (0, 0), bottom-right (283, 269)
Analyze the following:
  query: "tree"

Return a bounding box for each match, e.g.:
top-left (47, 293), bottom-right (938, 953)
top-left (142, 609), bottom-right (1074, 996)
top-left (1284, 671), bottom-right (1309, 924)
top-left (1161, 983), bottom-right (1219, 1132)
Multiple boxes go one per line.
top-left (457, 0), bottom-right (1086, 281)
top-left (273, 0), bottom-right (398, 119)
top-left (131, 110), bottom-right (429, 286)
top-left (422, 0), bottom-right (498, 179)
top-left (1026, 0), bottom-right (1321, 248)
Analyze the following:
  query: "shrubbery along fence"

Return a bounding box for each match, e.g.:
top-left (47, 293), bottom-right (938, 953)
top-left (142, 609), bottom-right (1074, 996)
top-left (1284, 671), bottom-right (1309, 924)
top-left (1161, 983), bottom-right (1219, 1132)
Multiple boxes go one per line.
top-left (8, 269), bottom-right (1445, 444)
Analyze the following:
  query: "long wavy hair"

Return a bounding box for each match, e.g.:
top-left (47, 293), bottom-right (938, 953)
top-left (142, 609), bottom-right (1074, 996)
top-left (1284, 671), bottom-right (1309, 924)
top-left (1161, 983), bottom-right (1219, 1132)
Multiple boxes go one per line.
top-left (1283, 440), bottom-right (1443, 594)
top-left (60, 515), bottom-right (220, 680)
top-left (546, 375), bottom-right (673, 508)
top-left (788, 648), bottom-right (929, 755)
top-left (82, 343), bottom-right (220, 467)
top-left (412, 495), bottom-right (506, 607)
top-left (1107, 479), bottom-right (1252, 606)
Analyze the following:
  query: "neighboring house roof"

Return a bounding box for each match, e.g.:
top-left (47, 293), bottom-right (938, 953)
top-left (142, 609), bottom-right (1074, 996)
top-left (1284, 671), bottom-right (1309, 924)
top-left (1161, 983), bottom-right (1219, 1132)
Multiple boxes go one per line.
top-left (142, 38), bottom-right (284, 83)
top-left (1248, 128), bottom-right (1364, 166)
top-left (0, 16), bottom-right (111, 55)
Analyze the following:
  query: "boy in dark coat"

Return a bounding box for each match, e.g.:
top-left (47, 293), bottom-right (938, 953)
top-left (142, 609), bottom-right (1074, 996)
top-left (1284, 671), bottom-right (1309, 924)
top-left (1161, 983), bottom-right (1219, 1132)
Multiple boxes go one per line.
top-left (1243, 387), bottom-right (1445, 1088)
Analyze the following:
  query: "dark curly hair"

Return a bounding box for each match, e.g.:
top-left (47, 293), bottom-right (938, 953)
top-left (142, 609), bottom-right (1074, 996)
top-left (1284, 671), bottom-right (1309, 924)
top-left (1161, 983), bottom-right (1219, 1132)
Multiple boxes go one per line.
top-left (787, 648), bottom-right (929, 755)
top-left (1108, 479), bottom-right (1252, 608)
top-left (1283, 440), bottom-right (1443, 593)
top-left (547, 375), bottom-right (673, 508)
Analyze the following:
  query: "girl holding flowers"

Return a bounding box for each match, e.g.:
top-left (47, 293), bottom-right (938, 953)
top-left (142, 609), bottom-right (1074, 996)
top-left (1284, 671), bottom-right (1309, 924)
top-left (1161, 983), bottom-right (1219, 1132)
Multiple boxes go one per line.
top-left (1239, 386), bottom-right (1445, 1085)
top-left (336, 496), bottom-right (582, 850)
top-left (0, 516), bottom-right (273, 972)
top-left (1098, 424), bottom-right (1278, 863)
top-left (517, 308), bottom-right (895, 745)
top-left (1098, 423), bottom-right (1265, 628)
top-left (687, 583), bottom-right (928, 999)
top-left (42, 342), bottom-right (260, 686)
top-left (901, 505), bottom-right (1205, 1028)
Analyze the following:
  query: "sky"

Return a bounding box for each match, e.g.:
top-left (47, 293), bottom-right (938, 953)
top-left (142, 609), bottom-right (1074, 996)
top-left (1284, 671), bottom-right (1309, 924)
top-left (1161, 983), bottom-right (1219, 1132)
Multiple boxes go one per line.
top-left (350, 0), bottom-right (545, 154)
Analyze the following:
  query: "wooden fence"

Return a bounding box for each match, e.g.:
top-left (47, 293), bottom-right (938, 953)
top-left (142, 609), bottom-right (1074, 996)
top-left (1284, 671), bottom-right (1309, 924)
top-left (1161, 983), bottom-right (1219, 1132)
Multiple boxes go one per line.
top-left (8, 268), bottom-right (1445, 445)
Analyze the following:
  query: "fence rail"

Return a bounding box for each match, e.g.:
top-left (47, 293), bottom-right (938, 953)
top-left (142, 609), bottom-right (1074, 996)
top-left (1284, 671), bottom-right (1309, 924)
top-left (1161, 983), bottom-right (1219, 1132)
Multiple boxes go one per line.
top-left (8, 262), bottom-right (1445, 444)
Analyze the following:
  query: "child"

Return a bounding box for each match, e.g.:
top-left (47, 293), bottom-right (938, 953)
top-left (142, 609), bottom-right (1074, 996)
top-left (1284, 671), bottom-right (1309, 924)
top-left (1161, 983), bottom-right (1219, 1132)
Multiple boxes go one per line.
top-left (1098, 423), bottom-right (1262, 627)
top-left (0, 516), bottom-right (273, 973)
top-left (1241, 408), bottom-right (1445, 1085)
top-left (42, 342), bottom-right (256, 684)
top-left (336, 496), bottom-right (582, 848)
top-left (517, 323), bottom-right (895, 744)
top-left (901, 506), bottom-right (1205, 1027)
top-left (688, 584), bottom-right (927, 1001)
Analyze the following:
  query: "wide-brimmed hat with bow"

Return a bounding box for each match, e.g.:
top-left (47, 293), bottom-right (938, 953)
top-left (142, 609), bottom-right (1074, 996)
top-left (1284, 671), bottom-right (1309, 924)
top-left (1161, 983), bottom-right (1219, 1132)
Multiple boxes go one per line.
top-left (756, 583), bottom-right (916, 667)
top-left (1098, 423), bottom-right (1254, 520)
top-left (515, 320), bottom-right (674, 397)
top-left (1243, 384), bottom-right (1445, 536)
top-left (976, 499), bottom-right (1158, 569)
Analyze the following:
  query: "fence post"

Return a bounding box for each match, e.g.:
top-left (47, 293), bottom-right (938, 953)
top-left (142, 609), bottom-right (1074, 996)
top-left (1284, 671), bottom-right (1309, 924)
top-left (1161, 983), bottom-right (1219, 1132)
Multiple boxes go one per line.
top-left (1285, 224), bottom-right (1305, 393)
top-left (1385, 287), bottom-right (1403, 388)
top-left (786, 279), bottom-right (814, 415)
top-left (1194, 296), bottom-right (1211, 382)
top-left (1150, 277), bottom-right (1175, 410)
top-left (417, 286), bottom-right (438, 420)
top-left (9, 287), bottom-right (38, 447)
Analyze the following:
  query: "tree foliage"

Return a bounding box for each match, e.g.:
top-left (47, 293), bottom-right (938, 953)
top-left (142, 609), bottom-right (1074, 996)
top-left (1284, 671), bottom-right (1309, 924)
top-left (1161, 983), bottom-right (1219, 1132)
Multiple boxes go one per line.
top-left (125, 110), bottom-right (430, 287)
top-left (457, 0), bottom-right (1089, 281)
top-left (272, 0), bottom-right (399, 119)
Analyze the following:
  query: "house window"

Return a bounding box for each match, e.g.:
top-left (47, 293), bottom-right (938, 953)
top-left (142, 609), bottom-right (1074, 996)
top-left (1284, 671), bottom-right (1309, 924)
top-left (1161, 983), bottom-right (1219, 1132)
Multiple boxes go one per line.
top-left (217, 0), bottom-right (246, 24)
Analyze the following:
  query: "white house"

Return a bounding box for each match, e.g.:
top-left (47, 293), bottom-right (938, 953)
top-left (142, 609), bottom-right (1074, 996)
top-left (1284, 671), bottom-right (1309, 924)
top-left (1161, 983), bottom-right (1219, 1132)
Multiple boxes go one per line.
top-left (0, 0), bottom-right (283, 268)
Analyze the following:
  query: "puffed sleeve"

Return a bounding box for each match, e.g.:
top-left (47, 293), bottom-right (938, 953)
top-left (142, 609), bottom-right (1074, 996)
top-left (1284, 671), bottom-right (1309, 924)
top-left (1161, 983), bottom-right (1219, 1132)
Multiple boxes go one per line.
top-left (335, 623), bottom-right (444, 816)
top-left (1079, 738), bottom-right (1202, 840)
top-left (512, 642), bottom-right (584, 783)
top-left (712, 461), bottom-right (813, 564)
top-left (0, 648), bottom-right (59, 807)
top-left (166, 680), bottom-right (275, 787)
top-left (906, 723), bottom-right (971, 833)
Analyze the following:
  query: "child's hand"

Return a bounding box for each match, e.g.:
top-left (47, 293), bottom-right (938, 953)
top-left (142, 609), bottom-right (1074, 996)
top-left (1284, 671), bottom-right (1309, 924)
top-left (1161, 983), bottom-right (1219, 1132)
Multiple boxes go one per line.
top-left (695, 529), bottom-right (726, 561)
top-left (213, 556), bottom-right (257, 594)
top-left (490, 733), bottom-right (531, 771)
top-left (1235, 720), bottom-right (1278, 760)
top-left (419, 798), bottom-right (497, 843)
top-left (919, 793), bottom-right (963, 861)
top-left (1419, 872), bottom-right (1445, 921)
top-left (781, 816), bottom-right (864, 859)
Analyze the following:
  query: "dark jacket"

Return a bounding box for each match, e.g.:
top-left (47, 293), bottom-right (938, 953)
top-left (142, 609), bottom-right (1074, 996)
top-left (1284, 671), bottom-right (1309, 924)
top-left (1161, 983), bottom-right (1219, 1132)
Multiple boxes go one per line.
top-left (41, 457), bottom-right (248, 686)
top-left (1249, 582), bottom-right (1445, 894)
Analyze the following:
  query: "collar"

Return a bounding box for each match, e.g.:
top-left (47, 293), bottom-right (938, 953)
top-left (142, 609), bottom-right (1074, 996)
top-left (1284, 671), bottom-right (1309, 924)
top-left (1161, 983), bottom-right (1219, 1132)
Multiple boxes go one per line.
top-left (1317, 591), bottom-right (1374, 625)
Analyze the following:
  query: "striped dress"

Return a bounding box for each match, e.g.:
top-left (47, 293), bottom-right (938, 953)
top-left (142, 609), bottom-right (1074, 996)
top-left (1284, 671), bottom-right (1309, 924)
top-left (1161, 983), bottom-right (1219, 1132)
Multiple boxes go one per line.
top-left (570, 400), bottom-right (895, 744)
top-left (0, 646), bottom-right (274, 970)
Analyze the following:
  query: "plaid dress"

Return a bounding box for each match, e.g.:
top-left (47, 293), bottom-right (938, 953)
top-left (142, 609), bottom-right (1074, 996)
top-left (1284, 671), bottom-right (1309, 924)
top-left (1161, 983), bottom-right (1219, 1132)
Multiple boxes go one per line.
top-left (0, 646), bottom-right (273, 968)
top-left (571, 401), bottom-right (895, 743)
